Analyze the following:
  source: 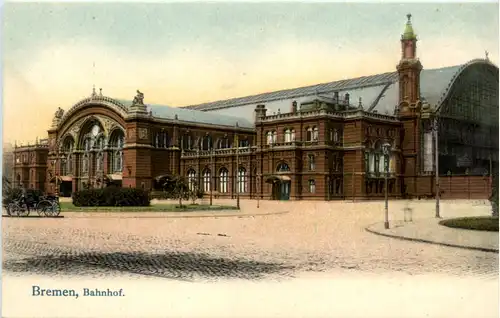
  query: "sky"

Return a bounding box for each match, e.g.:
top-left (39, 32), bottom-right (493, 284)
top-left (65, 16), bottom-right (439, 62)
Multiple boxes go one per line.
top-left (2, 2), bottom-right (499, 144)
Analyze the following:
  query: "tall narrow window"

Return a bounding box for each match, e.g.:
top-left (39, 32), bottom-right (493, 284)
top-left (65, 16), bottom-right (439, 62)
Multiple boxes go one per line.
top-left (290, 129), bottom-right (296, 141)
top-left (309, 180), bottom-right (316, 193)
top-left (312, 127), bottom-right (319, 141)
top-left (374, 153), bottom-right (380, 174)
top-left (272, 131), bottom-right (277, 144)
top-left (203, 169), bottom-right (211, 192)
top-left (187, 170), bottom-right (196, 191)
top-left (308, 154), bottom-right (315, 171)
top-left (219, 168), bottom-right (228, 193)
top-left (333, 129), bottom-right (339, 143)
top-left (284, 129), bottom-right (291, 143)
top-left (306, 127), bottom-right (313, 141)
top-left (364, 152), bottom-right (370, 173)
top-left (109, 131), bottom-right (125, 173)
top-left (237, 168), bottom-right (246, 193)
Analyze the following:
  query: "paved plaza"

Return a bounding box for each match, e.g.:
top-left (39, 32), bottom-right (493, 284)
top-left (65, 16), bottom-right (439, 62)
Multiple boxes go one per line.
top-left (3, 199), bottom-right (498, 281)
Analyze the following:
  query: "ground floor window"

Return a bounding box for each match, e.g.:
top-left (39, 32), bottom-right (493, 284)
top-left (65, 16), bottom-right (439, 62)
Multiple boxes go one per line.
top-left (237, 168), bottom-right (246, 193)
top-left (203, 170), bottom-right (211, 193)
top-left (187, 170), bottom-right (196, 191)
top-left (219, 168), bottom-right (228, 193)
top-left (309, 180), bottom-right (316, 193)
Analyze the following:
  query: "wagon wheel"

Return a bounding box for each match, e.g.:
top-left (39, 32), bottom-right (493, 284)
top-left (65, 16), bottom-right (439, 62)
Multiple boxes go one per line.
top-left (36, 200), bottom-right (53, 216)
top-left (51, 201), bottom-right (61, 217)
top-left (6, 203), bottom-right (15, 216)
top-left (16, 203), bottom-right (30, 217)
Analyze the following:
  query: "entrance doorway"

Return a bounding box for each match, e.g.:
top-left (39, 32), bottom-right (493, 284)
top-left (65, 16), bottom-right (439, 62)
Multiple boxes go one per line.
top-left (60, 181), bottom-right (72, 197)
top-left (279, 181), bottom-right (291, 200)
top-left (267, 176), bottom-right (291, 200)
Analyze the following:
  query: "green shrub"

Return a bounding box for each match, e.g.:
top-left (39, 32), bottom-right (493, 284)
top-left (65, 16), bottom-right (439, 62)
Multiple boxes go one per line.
top-left (72, 187), bottom-right (150, 207)
top-left (440, 216), bottom-right (499, 232)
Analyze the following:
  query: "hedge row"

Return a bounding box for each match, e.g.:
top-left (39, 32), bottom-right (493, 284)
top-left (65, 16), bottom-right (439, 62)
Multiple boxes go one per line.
top-left (72, 187), bottom-right (150, 207)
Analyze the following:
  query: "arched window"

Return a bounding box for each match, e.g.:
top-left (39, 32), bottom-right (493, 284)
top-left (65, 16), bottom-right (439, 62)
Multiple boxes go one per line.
top-left (312, 126), bottom-right (319, 141)
top-left (266, 132), bottom-right (272, 145)
top-left (284, 129), bottom-right (291, 143)
top-left (187, 170), bottom-right (196, 191)
top-left (109, 130), bottom-right (125, 173)
top-left (290, 129), bottom-right (296, 142)
top-left (61, 136), bottom-right (74, 175)
top-left (272, 131), bottom-right (277, 143)
top-left (202, 169), bottom-right (211, 192)
top-left (237, 167), bottom-right (246, 193)
top-left (82, 154), bottom-right (89, 175)
top-left (202, 135), bottom-right (212, 151)
top-left (155, 131), bottom-right (169, 148)
top-left (277, 162), bottom-right (290, 172)
top-left (219, 168), bottom-right (228, 193)
top-left (95, 135), bottom-right (105, 174)
top-left (306, 127), bottom-right (313, 141)
top-left (182, 134), bottom-right (192, 150)
top-left (218, 137), bottom-right (230, 149)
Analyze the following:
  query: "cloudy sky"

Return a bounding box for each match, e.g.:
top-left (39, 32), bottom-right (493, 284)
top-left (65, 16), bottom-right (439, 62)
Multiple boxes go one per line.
top-left (3, 2), bottom-right (498, 144)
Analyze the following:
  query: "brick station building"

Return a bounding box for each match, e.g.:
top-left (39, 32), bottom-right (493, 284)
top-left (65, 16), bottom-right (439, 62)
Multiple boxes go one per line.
top-left (13, 15), bottom-right (499, 200)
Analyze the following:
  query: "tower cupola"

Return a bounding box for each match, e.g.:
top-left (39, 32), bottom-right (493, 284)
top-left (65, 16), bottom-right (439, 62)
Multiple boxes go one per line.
top-left (402, 13), bottom-right (417, 41)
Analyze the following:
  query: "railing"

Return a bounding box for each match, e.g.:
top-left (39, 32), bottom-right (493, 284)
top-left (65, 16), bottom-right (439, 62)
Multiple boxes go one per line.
top-left (181, 146), bottom-right (258, 158)
top-left (260, 109), bottom-right (398, 122)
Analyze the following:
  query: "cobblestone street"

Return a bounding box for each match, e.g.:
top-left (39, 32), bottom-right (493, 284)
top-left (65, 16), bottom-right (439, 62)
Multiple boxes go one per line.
top-left (3, 200), bottom-right (498, 281)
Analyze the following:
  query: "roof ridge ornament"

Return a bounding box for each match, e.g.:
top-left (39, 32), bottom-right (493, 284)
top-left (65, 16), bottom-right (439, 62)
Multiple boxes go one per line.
top-left (402, 13), bottom-right (417, 40)
top-left (485, 50), bottom-right (490, 61)
top-left (129, 89), bottom-right (147, 113)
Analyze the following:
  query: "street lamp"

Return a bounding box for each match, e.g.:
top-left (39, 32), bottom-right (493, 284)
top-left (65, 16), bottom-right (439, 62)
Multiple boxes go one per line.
top-left (382, 142), bottom-right (391, 229)
top-left (433, 116), bottom-right (441, 218)
top-left (234, 122), bottom-right (240, 210)
top-left (257, 174), bottom-right (260, 209)
top-left (210, 147), bottom-right (213, 206)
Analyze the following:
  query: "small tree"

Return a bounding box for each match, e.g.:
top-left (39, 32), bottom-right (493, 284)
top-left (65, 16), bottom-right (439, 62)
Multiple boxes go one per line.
top-left (170, 176), bottom-right (190, 208)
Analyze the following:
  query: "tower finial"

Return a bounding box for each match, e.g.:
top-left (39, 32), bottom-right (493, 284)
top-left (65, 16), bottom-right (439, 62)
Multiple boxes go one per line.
top-left (92, 84), bottom-right (96, 96)
top-left (485, 50), bottom-right (490, 61)
top-left (402, 13), bottom-right (416, 40)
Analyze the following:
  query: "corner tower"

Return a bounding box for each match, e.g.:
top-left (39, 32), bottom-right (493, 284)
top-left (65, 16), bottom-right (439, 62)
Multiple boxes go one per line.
top-left (397, 14), bottom-right (423, 114)
top-left (397, 14), bottom-right (424, 196)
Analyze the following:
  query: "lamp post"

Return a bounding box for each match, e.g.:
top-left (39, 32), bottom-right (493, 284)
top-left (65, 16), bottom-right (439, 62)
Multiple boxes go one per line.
top-left (210, 148), bottom-right (213, 206)
top-left (257, 174), bottom-right (260, 209)
top-left (433, 116), bottom-right (441, 218)
top-left (235, 125), bottom-right (240, 210)
top-left (382, 142), bottom-right (391, 229)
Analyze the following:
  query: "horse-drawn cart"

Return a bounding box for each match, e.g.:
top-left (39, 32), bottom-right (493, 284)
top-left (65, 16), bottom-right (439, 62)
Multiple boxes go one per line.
top-left (5, 193), bottom-right (61, 217)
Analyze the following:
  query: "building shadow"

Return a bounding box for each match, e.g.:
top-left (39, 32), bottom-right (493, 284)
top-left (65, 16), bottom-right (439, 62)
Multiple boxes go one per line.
top-left (3, 250), bottom-right (295, 281)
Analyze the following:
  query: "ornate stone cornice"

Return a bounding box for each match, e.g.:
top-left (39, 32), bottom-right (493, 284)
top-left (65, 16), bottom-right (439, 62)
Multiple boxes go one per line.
top-left (56, 95), bottom-right (128, 130)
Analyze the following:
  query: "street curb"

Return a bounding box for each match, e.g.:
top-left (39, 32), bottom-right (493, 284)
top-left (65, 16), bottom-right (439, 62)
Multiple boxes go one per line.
top-left (60, 210), bottom-right (290, 219)
top-left (365, 223), bottom-right (499, 254)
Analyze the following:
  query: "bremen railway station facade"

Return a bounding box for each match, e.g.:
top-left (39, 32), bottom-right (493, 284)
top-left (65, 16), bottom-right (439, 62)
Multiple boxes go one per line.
top-left (12, 15), bottom-right (499, 200)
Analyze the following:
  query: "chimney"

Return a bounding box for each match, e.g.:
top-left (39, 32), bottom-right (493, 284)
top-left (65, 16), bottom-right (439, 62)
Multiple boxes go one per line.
top-left (291, 100), bottom-right (298, 113)
top-left (254, 104), bottom-right (267, 122)
top-left (334, 92), bottom-right (339, 104)
top-left (345, 93), bottom-right (350, 106)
